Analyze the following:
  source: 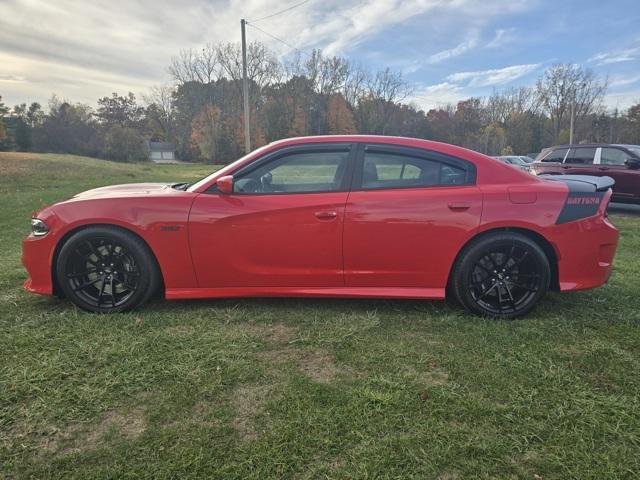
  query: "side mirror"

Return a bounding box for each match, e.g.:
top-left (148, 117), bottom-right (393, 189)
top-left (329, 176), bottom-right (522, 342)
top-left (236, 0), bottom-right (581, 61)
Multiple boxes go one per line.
top-left (216, 175), bottom-right (234, 194)
top-left (625, 158), bottom-right (640, 169)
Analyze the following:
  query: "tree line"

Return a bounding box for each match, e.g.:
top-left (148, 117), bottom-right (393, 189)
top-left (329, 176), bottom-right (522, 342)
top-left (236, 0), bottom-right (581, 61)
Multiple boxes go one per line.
top-left (1, 41), bottom-right (640, 163)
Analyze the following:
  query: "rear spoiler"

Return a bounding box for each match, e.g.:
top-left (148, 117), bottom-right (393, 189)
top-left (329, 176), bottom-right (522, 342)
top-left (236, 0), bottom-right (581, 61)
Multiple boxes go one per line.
top-left (539, 174), bottom-right (614, 192)
top-left (538, 175), bottom-right (615, 224)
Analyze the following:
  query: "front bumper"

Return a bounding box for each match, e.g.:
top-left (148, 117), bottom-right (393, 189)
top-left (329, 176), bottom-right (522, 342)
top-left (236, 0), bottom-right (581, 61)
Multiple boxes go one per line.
top-left (22, 234), bottom-right (56, 296)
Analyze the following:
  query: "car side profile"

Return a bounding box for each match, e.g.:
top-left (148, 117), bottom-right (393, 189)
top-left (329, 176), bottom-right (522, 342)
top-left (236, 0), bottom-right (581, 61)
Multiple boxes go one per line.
top-left (23, 135), bottom-right (619, 318)
top-left (532, 144), bottom-right (640, 203)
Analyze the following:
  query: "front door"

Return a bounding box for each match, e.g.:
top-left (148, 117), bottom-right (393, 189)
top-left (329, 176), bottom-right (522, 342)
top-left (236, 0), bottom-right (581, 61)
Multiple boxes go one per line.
top-left (189, 144), bottom-right (355, 287)
top-left (597, 147), bottom-right (637, 199)
top-left (343, 144), bottom-right (482, 289)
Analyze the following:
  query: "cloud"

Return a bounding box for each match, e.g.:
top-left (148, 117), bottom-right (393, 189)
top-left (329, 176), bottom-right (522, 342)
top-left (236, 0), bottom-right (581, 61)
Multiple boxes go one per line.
top-left (0, 74), bottom-right (27, 83)
top-left (609, 74), bottom-right (640, 89)
top-left (0, 0), bottom-right (538, 106)
top-left (486, 28), bottom-right (516, 48)
top-left (446, 63), bottom-right (540, 87)
top-left (317, 0), bottom-right (451, 55)
top-left (409, 63), bottom-right (541, 110)
top-left (589, 45), bottom-right (640, 65)
top-left (427, 34), bottom-right (480, 64)
top-left (409, 82), bottom-right (465, 110)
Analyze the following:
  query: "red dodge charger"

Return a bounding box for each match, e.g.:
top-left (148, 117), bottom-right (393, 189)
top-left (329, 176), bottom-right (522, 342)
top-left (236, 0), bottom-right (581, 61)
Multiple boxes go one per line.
top-left (23, 135), bottom-right (619, 318)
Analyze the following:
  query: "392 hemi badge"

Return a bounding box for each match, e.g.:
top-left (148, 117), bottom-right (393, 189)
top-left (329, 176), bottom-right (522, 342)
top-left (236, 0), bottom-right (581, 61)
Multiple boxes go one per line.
top-left (159, 225), bottom-right (181, 232)
top-left (556, 192), bottom-right (604, 224)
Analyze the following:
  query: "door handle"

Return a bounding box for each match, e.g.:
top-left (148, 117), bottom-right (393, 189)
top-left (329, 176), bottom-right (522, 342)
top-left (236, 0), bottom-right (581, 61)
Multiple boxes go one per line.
top-left (448, 202), bottom-right (471, 211)
top-left (561, 165), bottom-right (570, 169)
top-left (314, 211), bottom-right (338, 220)
top-left (598, 167), bottom-right (609, 171)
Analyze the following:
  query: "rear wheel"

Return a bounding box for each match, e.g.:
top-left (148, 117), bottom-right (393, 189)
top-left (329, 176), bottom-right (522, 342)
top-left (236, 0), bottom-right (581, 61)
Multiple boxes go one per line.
top-left (451, 233), bottom-right (550, 319)
top-left (56, 226), bottom-right (159, 313)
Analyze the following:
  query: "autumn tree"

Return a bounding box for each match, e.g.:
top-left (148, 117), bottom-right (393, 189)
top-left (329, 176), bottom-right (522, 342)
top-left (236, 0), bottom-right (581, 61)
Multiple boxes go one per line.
top-left (326, 94), bottom-right (357, 134)
top-left (190, 105), bottom-right (222, 162)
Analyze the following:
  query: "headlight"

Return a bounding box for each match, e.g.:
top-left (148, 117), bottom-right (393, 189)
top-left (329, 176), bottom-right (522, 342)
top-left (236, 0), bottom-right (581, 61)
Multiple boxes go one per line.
top-left (31, 218), bottom-right (49, 236)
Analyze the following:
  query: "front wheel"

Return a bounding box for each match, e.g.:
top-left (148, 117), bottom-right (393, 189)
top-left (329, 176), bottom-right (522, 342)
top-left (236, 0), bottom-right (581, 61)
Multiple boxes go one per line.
top-left (451, 233), bottom-right (550, 319)
top-left (56, 226), bottom-right (160, 313)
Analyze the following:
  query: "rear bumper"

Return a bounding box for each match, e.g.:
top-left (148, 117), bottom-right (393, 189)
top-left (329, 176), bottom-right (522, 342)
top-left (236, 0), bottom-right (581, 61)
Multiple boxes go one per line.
top-left (22, 234), bottom-right (55, 296)
top-left (552, 215), bottom-right (619, 292)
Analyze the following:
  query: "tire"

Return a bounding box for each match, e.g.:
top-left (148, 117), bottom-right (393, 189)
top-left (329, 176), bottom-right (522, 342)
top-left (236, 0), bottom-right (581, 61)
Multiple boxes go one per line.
top-left (451, 232), bottom-right (550, 319)
top-left (56, 226), bottom-right (160, 313)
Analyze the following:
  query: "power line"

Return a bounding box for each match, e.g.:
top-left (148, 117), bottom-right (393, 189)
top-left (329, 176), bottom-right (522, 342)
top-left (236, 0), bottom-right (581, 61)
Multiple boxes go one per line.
top-left (248, 0), bottom-right (313, 23)
top-left (245, 21), bottom-right (313, 58)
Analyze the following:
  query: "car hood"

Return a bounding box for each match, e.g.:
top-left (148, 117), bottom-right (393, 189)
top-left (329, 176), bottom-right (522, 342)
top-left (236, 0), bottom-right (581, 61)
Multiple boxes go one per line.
top-left (71, 183), bottom-right (173, 200)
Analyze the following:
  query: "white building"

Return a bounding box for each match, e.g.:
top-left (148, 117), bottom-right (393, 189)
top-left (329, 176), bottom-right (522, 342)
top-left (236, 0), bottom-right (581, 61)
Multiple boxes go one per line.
top-left (148, 141), bottom-right (176, 163)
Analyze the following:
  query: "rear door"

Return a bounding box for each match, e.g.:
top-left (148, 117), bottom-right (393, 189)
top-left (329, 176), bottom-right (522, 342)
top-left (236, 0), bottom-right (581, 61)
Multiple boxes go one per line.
top-left (562, 147), bottom-right (597, 175)
top-left (343, 144), bottom-right (482, 290)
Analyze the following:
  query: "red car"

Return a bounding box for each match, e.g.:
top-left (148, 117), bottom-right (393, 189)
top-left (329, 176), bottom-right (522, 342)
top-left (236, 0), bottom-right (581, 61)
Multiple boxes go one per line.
top-left (23, 135), bottom-right (619, 318)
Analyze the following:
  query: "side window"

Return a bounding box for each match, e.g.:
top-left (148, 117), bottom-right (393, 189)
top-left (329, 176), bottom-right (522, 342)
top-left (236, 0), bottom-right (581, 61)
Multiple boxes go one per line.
top-left (361, 151), bottom-right (468, 190)
top-left (542, 148), bottom-right (568, 162)
top-left (565, 148), bottom-right (596, 164)
top-left (233, 150), bottom-right (349, 194)
top-left (601, 148), bottom-right (631, 166)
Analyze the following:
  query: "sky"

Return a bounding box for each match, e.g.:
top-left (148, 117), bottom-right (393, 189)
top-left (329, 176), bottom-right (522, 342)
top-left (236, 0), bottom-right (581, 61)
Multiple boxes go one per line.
top-left (1, 0), bottom-right (639, 111)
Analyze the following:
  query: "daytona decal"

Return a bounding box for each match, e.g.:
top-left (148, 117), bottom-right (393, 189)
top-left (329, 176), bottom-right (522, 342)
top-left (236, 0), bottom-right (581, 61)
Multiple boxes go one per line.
top-left (556, 192), bottom-right (605, 224)
top-left (566, 196), bottom-right (601, 205)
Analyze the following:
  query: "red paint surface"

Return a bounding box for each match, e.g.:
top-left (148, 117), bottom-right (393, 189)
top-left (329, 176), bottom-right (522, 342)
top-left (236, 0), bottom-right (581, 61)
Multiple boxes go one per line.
top-left (23, 135), bottom-right (619, 301)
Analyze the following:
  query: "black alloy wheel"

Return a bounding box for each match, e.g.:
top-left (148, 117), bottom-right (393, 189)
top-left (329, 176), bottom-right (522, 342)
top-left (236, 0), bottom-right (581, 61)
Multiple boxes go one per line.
top-left (56, 226), bottom-right (159, 313)
top-left (451, 232), bottom-right (550, 318)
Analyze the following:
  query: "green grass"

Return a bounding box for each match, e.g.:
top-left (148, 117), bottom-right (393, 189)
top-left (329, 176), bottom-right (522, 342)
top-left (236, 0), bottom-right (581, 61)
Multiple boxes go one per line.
top-left (1, 152), bottom-right (639, 479)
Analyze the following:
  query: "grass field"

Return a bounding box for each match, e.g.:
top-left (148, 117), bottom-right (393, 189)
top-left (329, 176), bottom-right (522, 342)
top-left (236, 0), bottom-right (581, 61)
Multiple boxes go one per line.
top-left (1, 152), bottom-right (639, 479)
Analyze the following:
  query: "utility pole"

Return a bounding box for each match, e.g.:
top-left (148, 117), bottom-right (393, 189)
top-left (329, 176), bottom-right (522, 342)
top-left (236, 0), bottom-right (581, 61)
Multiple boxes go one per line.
top-left (241, 19), bottom-right (251, 154)
top-left (569, 99), bottom-right (575, 145)
top-left (569, 82), bottom-right (586, 145)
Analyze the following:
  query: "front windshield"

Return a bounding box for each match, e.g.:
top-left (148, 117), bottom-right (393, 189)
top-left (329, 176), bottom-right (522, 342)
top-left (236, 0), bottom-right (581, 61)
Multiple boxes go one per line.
top-left (186, 144), bottom-right (273, 192)
top-left (509, 157), bottom-right (526, 165)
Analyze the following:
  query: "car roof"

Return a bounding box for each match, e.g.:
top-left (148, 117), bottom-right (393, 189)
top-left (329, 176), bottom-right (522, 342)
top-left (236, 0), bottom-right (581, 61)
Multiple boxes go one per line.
top-left (547, 143), bottom-right (640, 149)
top-left (268, 135), bottom-right (496, 163)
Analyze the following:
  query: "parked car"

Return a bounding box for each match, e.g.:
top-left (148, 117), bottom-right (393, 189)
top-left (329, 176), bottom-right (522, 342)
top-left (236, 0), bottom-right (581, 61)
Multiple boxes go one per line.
top-left (532, 144), bottom-right (640, 203)
top-left (494, 155), bottom-right (531, 172)
top-left (23, 135), bottom-right (619, 318)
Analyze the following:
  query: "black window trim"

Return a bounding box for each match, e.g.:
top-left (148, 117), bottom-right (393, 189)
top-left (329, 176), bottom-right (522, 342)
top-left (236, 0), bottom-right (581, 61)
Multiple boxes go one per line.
top-left (205, 142), bottom-right (357, 195)
top-left (351, 143), bottom-right (477, 192)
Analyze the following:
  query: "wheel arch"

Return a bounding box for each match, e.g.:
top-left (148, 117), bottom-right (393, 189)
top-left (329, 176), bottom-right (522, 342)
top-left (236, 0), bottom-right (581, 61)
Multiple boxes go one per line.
top-left (51, 223), bottom-right (165, 297)
top-left (448, 227), bottom-right (560, 293)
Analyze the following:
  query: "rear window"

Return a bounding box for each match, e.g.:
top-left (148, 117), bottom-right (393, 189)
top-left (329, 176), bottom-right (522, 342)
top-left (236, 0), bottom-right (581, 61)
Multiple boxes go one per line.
top-left (542, 148), bottom-right (568, 162)
top-left (565, 148), bottom-right (596, 164)
top-left (361, 152), bottom-right (469, 189)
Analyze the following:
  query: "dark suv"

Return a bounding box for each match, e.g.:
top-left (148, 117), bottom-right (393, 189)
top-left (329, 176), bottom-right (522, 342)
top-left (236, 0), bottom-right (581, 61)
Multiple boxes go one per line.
top-left (532, 144), bottom-right (640, 203)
